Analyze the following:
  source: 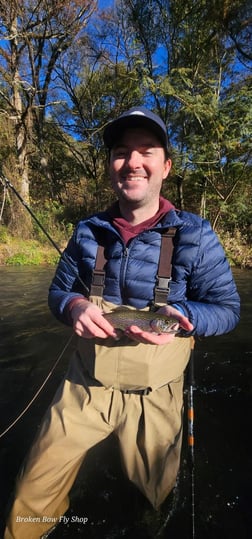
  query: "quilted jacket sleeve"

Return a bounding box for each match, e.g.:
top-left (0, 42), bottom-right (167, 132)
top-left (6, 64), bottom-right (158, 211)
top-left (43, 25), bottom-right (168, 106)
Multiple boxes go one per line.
top-left (171, 217), bottom-right (240, 337)
top-left (48, 229), bottom-right (91, 325)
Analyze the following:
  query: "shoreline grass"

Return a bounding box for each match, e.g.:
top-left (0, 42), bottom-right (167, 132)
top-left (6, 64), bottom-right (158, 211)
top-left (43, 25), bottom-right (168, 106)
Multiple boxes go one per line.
top-left (0, 235), bottom-right (60, 266)
top-left (0, 228), bottom-right (251, 268)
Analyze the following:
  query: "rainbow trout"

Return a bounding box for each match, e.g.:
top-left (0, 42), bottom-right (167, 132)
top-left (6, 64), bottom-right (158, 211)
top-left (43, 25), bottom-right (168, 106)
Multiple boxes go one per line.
top-left (103, 307), bottom-right (179, 334)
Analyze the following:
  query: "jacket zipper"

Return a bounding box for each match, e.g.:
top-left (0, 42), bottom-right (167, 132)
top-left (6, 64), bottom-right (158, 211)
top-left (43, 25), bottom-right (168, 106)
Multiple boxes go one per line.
top-left (120, 245), bottom-right (130, 302)
top-left (108, 224), bottom-right (177, 302)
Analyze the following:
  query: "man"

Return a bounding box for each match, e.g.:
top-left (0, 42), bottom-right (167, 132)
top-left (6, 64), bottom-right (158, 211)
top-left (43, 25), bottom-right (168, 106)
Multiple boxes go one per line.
top-left (4, 107), bottom-right (240, 538)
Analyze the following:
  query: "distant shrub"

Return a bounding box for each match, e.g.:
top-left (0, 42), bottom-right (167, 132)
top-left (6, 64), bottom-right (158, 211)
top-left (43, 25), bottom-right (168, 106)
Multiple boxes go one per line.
top-left (6, 251), bottom-right (44, 265)
top-left (0, 225), bottom-right (9, 243)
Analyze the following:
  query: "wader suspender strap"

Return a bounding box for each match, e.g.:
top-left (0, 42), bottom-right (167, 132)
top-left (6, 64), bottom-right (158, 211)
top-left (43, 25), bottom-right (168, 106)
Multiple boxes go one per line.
top-left (154, 227), bottom-right (176, 304)
top-left (90, 227), bottom-right (176, 301)
top-left (89, 245), bottom-right (106, 297)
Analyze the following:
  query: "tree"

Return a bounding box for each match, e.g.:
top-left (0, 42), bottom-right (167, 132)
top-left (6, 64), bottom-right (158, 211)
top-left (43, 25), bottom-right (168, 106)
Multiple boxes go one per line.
top-left (1, 0), bottom-right (250, 238)
top-left (48, 9), bottom-right (144, 215)
top-left (0, 0), bottom-right (96, 235)
top-left (114, 0), bottom-right (252, 228)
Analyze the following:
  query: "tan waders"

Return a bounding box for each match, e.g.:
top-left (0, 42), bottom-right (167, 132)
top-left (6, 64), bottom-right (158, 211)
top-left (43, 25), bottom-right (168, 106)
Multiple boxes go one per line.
top-left (4, 300), bottom-right (192, 539)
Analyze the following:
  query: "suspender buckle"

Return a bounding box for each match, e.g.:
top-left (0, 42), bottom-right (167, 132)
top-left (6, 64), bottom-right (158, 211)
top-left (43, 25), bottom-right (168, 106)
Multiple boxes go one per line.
top-left (92, 270), bottom-right (105, 287)
top-left (90, 268), bottom-right (105, 297)
top-left (154, 277), bottom-right (172, 304)
top-left (156, 276), bottom-right (171, 290)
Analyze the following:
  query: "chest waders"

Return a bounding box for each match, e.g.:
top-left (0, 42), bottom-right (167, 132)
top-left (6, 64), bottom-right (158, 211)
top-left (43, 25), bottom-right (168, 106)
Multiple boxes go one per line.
top-left (83, 232), bottom-right (195, 539)
top-left (87, 231), bottom-right (196, 536)
top-left (77, 228), bottom-right (192, 392)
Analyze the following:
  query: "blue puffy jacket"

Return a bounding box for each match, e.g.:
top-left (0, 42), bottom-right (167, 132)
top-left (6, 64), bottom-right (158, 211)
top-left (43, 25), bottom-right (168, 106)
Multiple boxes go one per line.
top-left (48, 208), bottom-right (240, 337)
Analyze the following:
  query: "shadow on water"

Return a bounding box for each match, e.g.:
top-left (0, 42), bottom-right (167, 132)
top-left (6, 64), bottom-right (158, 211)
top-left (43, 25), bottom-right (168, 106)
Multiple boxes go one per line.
top-left (0, 267), bottom-right (251, 538)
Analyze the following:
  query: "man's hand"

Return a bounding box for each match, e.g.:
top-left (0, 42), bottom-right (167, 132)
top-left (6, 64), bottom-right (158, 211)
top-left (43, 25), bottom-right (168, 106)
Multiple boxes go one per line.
top-left (124, 305), bottom-right (194, 345)
top-left (70, 299), bottom-right (118, 339)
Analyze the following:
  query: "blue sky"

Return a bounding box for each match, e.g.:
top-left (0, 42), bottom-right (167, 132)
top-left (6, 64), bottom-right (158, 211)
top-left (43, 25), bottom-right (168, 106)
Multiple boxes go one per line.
top-left (98, 0), bottom-right (114, 9)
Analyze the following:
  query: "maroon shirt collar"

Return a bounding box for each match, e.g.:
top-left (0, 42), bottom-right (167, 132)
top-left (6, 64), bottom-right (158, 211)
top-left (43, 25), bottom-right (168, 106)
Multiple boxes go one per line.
top-left (108, 197), bottom-right (175, 244)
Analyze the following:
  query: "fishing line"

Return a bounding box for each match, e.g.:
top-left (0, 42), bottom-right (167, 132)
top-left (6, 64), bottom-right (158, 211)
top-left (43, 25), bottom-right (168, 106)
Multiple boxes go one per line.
top-left (0, 171), bottom-right (63, 255)
top-left (0, 333), bottom-right (74, 439)
top-left (0, 171), bottom-right (88, 439)
top-left (0, 170), bottom-right (89, 294)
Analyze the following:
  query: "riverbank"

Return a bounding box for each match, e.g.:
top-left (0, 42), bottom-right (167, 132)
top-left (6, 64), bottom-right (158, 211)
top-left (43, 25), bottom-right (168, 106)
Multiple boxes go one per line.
top-left (0, 228), bottom-right (252, 268)
top-left (0, 230), bottom-right (61, 266)
top-left (0, 237), bottom-right (60, 266)
top-left (218, 229), bottom-right (252, 269)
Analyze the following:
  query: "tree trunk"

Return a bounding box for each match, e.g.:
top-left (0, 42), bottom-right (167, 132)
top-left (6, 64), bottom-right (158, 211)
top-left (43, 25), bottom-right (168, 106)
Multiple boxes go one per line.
top-left (9, 15), bottom-right (32, 237)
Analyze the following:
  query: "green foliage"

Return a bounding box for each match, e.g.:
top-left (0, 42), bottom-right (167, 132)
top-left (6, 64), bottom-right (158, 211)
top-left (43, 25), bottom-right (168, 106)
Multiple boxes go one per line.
top-left (219, 229), bottom-right (252, 268)
top-left (4, 239), bottom-right (60, 266)
top-left (6, 251), bottom-right (59, 266)
top-left (0, 225), bottom-right (9, 243)
top-left (0, 0), bottom-right (251, 260)
top-left (31, 201), bottom-right (72, 245)
top-left (6, 252), bottom-right (43, 266)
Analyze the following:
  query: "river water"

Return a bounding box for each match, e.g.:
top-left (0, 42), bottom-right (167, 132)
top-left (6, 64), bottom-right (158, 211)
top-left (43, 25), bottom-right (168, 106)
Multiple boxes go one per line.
top-left (0, 267), bottom-right (251, 538)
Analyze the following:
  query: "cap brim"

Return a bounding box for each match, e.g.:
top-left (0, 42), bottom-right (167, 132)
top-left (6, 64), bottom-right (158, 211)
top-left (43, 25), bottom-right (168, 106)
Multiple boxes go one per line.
top-left (103, 116), bottom-right (168, 149)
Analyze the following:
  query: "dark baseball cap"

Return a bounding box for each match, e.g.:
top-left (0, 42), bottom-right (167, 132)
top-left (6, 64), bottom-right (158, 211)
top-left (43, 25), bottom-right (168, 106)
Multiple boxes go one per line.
top-left (103, 106), bottom-right (169, 150)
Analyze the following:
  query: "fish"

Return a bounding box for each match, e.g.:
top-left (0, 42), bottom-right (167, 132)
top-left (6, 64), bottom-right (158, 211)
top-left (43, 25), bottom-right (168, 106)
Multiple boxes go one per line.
top-left (103, 306), bottom-right (179, 334)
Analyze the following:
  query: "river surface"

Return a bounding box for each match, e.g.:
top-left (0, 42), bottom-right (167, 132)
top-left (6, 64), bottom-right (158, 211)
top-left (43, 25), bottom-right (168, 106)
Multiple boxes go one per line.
top-left (0, 267), bottom-right (251, 538)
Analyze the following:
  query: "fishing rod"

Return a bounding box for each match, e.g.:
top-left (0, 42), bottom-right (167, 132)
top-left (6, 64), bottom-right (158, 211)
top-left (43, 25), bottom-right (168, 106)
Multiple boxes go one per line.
top-left (0, 170), bottom-right (89, 295)
top-left (187, 339), bottom-right (196, 538)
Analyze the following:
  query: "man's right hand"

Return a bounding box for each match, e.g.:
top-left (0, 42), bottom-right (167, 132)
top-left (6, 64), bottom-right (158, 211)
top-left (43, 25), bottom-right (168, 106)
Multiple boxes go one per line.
top-left (69, 299), bottom-right (118, 339)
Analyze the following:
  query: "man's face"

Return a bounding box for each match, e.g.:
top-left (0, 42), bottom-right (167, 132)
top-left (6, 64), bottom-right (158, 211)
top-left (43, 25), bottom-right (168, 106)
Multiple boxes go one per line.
top-left (109, 127), bottom-right (171, 208)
